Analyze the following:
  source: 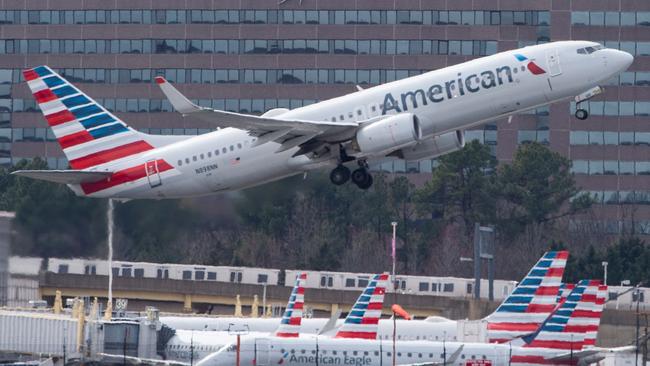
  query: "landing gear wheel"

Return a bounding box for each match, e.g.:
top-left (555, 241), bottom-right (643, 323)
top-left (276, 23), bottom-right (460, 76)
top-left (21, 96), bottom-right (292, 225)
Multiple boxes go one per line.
top-left (330, 165), bottom-right (350, 185)
top-left (352, 168), bottom-right (373, 190)
top-left (575, 108), bottom-right (589, 120)
top-left (357, 173), bottom-right (373, 190)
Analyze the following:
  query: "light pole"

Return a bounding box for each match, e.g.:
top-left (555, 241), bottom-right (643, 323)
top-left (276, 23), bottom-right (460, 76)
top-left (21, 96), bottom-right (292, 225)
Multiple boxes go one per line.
top-left (601, 261), bottom-right (608, 286)
top-left (617, 280), bottom-right (631, 310)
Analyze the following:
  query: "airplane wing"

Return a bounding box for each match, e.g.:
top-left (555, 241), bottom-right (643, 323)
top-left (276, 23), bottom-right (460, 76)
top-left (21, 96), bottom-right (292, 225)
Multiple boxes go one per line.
top-left (400, 345), bottom-right (464, 366)
top-left (155, 76), bottom-right (369, 155)
top-left (11, 170), bottom-right (113, 184)
top-left (99, 353), bottom-right (190, 366)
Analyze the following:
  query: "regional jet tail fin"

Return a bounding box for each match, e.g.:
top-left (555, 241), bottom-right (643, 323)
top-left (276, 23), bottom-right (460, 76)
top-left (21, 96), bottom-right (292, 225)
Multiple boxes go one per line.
top-left (516, 279), bottom-right (604, 351)
top-left (485, 250), bottom-right (568, 343)
top-left (275, 272), bottom-right (307, 338)
top-left (334, 273), bottom-right (389, 340)
top-left (11, 169), bottom-right (113, 184)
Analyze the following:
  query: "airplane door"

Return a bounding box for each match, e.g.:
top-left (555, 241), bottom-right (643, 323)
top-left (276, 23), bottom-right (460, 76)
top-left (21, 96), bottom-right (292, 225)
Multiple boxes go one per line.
top-left (255, 338), bottom-right (270, 366)
top-left (145, 160), bottom-right (162, 188)
top-left (546, 49), bottom-right (562, 76)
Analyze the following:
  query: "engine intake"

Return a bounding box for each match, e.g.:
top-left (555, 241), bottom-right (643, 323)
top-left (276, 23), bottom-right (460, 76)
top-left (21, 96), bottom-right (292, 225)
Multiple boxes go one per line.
top-left (390, 130), bottom-right (465, 161)
top-left (353, 113), bottom-right (422, 155)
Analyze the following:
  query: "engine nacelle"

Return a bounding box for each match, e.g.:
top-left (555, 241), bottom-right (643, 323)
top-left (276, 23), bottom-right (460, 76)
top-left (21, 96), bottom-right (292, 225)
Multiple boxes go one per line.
top-left (353, 113), bottom-right (422, 155)
top-left (390, 130), bottom-right (465, 160)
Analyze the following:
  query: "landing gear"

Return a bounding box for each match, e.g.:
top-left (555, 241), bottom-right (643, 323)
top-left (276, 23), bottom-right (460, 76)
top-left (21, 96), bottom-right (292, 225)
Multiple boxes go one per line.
top-left (573, 86), bottom-right (602, 121)
top-left (575, 108), bottom-right (589, 120)
top-left (351, 160), bottom-right (373, 190)
top-left (330, 165), bottom-right (350, 185)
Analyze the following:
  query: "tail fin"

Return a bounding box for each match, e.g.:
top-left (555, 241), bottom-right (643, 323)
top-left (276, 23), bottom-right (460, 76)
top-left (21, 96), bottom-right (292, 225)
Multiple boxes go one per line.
top-left (335, 273), bottom-right (389, 340)
top-left (556, 283), bottom-right (575, 304)
top-left (275, 272), bottom-right (307, 338)
top-left (486, 251), bottom-right (569, 343)
top-left (23, 66), bottom-right (155, 170)
top-left (575, 283), bottom-right (607, 348)
top-left (522, 279), bottom-right (602, 350)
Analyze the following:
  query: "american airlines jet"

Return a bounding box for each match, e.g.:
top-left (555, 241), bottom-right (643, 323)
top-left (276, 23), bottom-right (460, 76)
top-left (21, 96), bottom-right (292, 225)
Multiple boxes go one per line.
top-left (15, 41), bottom-right (632, 198)
top-left (196, 280), bottom-right (608, 366)
top-left (162, 251), bottom-right (567, 342)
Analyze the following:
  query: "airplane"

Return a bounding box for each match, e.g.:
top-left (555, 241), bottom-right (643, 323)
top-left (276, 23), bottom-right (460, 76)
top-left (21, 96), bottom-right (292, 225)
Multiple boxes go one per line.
top-left (163, 272), bottom-right (308, 363)
top-left (13, 41), bottom-right (633, 198)
top-left (161, 251), bottom-right (568, 344)
top-left (195, 280), bottom-right (607, 366)
top-left (162, 273), bottom-right (389, 363)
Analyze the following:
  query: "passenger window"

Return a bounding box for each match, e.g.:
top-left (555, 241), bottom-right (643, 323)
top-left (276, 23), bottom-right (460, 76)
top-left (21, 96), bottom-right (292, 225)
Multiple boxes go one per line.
top-left (185, 158), bottom-right (190, 164)
top-left (177, 160), bottom-right (182, 166)
top-left (200, 153), bottom-right (204, 159)
top-left (215, 150), bottom-right (219, 155)
top-left (230, 145), bottom-right (234, 151)
top-left (193, 156), bottom-right (197, 161)
top-left (222, 147), bottom-right (227, 153)
top-left (237, 143), bottom-right (242, 149)
top-left (331, 117), bottom-right (336, 121)
top-left (208, 152), bottom-right (212, 157)
top-left (340, 114), bottom-right (344, 120)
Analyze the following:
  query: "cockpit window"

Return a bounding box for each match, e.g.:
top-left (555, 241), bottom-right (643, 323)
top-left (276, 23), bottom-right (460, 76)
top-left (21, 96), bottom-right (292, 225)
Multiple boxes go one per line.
top-left (226, 344), bottom-right (237, 352)
top-left (577, 45), bottom-right (604, 55)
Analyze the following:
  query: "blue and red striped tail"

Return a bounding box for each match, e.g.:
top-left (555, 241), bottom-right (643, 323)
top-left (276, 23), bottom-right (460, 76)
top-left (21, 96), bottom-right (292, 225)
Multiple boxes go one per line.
top-left (275, 272), bottom-right (307, 338)
top-left (335, 273), bottom-right (389, 340)
top-left (520, 279), bottom-right (603, 350)
top-left (23, 66), bottom-right (154, 170)
top-left (556, 283), bottom-right (575, 304)
top-left (486, 251), bottom-right (569, 343)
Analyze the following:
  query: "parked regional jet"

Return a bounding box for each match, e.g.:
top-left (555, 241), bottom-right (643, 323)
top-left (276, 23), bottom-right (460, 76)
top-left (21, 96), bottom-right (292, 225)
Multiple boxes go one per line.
top-left (162, 251), bottom-right (567, 345)
top-left (15, 41), bottom-right (632, 198)
top-left (164, 273), bottom-right (308, 363)
top-left (196, 280), bottom-right (607, 366)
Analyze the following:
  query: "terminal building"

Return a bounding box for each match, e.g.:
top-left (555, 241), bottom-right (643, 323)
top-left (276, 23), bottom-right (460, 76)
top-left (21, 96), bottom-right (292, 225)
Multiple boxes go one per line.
top-left (0, 0), bottom-right (649, 233)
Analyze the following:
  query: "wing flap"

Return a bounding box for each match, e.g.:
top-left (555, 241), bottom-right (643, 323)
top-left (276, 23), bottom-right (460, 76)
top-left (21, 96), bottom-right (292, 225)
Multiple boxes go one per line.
top-left (12, 170), bottom-right (113, 184)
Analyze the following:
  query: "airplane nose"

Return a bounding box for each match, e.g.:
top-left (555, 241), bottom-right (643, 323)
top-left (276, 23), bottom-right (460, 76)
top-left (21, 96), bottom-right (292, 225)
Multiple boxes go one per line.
top-left (603, 49), bottom-right (634, 73)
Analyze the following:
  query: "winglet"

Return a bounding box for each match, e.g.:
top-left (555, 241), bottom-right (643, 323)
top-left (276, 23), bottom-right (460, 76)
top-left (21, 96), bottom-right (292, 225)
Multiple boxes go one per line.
top-left (155, 77), bottom-right (203, 115)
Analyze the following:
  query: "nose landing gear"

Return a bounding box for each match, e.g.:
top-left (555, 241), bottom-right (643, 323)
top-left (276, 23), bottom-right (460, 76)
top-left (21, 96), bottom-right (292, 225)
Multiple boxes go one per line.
top-left (573, 86), bottom-right (603, 120)
top-left (575, 108), bottom-right (589, 120)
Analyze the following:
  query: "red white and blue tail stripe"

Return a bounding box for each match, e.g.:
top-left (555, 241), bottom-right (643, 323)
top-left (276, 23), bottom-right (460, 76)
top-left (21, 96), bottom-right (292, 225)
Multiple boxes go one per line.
top-left (486, 251), bottom-right (569, 343)
top-left (556, 283), bottom-right (575, 304)
top-left (23, 66), bottom-right (155, 170)
top-left (509, 280), bottom-right (604, 366)
top-left (335, 273), bottom-right (389, 340)
top-left (275, 272), bottom-right (307, 338)
top-left (518, 280), bottom-right (601, 351)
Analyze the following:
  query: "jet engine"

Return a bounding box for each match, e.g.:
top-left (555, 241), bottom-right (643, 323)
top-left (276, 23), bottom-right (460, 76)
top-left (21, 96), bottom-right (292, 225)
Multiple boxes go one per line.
top-left (389, 130), bottom-right (465, 160)
top-left (353, 113), bottom-right (422, 155)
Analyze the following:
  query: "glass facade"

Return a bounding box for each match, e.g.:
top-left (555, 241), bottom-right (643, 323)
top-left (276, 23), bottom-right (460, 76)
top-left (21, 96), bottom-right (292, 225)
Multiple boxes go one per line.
top-left (1, 0), bottom-right (649, 228)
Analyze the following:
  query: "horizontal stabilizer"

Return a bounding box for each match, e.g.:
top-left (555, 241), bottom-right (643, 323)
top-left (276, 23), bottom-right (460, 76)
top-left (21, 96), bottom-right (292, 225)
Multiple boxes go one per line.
top-left (12, 170), bottom-right (113, 184)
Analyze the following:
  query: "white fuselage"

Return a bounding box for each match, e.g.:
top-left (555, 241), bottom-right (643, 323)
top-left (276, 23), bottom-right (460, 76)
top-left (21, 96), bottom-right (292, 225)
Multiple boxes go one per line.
top-left (82, 41), bottom-right (632, 199)
top-left (162, 317), bottom-right (459, 363)
top-left (196, 335), bottom-right (575, 366)
top-left (161, 316), bottom-right (458, 340)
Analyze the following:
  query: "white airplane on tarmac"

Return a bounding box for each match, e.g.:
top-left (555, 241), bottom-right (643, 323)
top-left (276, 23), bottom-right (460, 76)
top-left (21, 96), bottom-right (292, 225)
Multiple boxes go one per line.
top-left (160, 251), bottom-right (568, 362)
top-left (14, 41), bottom-right (632, 198)
top-left (196, 280), bottom-right (608, 366)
